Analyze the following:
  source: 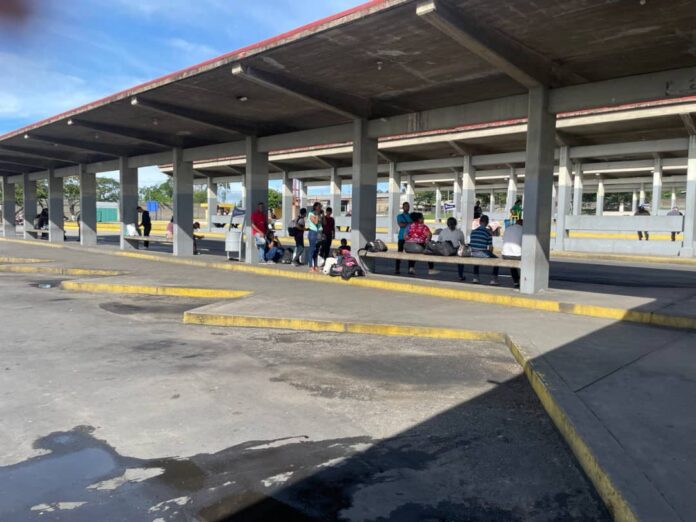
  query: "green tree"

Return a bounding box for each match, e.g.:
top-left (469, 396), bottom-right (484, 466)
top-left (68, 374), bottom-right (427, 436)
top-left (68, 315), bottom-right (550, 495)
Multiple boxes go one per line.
top-left (268, 188), bottom-right (281, 211)
top-left (414, 190), bottom-right (435, 209)
top-left (97, 178), bottom-right (120, 202)
top-left (140, 179), bottom-right (173, 207)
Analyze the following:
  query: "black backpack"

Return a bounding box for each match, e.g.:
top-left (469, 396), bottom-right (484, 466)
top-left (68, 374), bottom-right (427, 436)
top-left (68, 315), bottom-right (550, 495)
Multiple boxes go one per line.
top-left (365, 239), bottom-right (388, 253)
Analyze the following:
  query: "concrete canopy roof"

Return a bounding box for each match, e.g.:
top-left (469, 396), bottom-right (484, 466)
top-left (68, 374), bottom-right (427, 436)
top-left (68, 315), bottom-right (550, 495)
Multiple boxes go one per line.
top-left (1, 0), bottom-right (696, 178)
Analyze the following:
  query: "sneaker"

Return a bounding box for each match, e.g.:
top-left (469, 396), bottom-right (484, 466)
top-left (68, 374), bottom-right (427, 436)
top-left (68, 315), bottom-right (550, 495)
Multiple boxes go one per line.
top-left (513, 282), bottom-right (520, 288)
top-left (472, 277), bottom-right (480, 284)
top-left (428, 269), bottom-right (439, 275)
top-left (490, 277), bottom-right (500, 286)
top-left (408, 268), bottom-right (416, 276)
top-left (458, 276), bottom-right (466, 282)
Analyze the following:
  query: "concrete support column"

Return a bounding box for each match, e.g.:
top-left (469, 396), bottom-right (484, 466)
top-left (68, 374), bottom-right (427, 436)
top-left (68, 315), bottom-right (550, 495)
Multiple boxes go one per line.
top-left (520, 87), bottom-right (556, 295)
top-left (652, 158), bottom-right (663, 214)
top-left (299, 181), bottom-right (307, 211)
top-left (281, 171), bottom-right (293, 236)
top-left (172, 149), bottom-right (194, 257)
top-left (551, 183), bottom-right (558, 219)
top-left (350, 118), bottom-right (378, 251)
top-left (632, 191), bottom-right (639, 213)
top-left (489, 191), bottom-right (495, 213)
top-left (505, 169), bottom-right (517, 216)
top-left (435, 186), bottom-right (442, 223)
top-left (572, 165), bottom-right (583, 216)
top-left (240, 178), bottom-right (247, 210)
top-left (461, 156), bottom-right (476, 239)
top-left (639, 184), bottom-right (646, 207)
top-left (555, 146), bottom-right (572, 251)
top-left (671, 188), bottom-right (678, 209)
top-left (596, 176), bottom-right (605, 216)
top-left (47, 168), bottom-right (64, 243)
top-left (329, 168), bottom-right (342, 214)
top-left (682, 136), bottom-right (696, 256)
top-left (387, 162), bottom-right (401, 242)
top-left (206, 177), bottom-right (218, 232)
top-left (22, 173), bottom-right (36, 239)
top-left (1, 176), bottom-right (15, 238)
top-left (119, 158), bottom-right (138, 250)
top-left (244, 136), bottom-right (269, 264)
top-left (619, 201), bottom-right (625, 214)
top-left (79, 165), bottom-right (97, 247)
top-left (452, 172), bottom-right (462, 220)
top-left (405, 175), bottom-right (415, 208)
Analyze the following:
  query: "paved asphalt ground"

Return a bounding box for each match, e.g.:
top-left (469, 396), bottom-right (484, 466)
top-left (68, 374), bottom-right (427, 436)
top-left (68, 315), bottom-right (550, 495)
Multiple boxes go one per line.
top-left (0, 267), bottom-right (609, 521)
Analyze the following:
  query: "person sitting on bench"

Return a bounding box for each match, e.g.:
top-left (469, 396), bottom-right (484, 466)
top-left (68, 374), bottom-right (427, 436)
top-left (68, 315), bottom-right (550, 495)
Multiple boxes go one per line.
top-left (439, 217), bottom-right (467, 282)
top-left (193, 222), bottom-right (204, 255)
top-left (470, 214), bottom-right (499, 286)
top-left (265, 231), bottom-right (285, 263)
top-left (502, 218), bottom-right (523, 288)
top-left (404, 212), bottom-right (435, 276)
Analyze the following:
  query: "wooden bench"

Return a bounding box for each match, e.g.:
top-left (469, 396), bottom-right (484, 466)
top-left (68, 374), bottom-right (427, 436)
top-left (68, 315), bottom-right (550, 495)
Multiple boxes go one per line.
top-left (360, 250), bottom-right (521, 270)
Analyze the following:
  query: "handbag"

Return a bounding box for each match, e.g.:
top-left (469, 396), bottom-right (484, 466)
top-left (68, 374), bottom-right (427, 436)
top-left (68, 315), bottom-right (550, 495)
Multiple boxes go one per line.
top-left (457, 244), bottom-right (472, 257)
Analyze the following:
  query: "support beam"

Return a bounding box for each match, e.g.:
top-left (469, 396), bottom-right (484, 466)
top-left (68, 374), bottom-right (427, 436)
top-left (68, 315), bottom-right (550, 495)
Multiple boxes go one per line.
top-left (281, 171), bottom-right (293, 237)
top-left (505, 169), bottom-right (518, 216)
top-left (119, 157), bottom-right (138, 250)
top-left (232, 64), bottom-right (367, 120)
top-left (489, 191), bottom-right (495, 213)
top-left (435, 186), bottom-right (442, 223)
top-left (632, 191), bottom-right (639, 213)
top-left (131, 97), bottom-right (254, 137)
top-left (329, 168), bottom-right (342, 214)
top-left (652, 157), bottom-right (663, 214)
top-left (22, 173), bottom-right (36, 239)
top-left (640, 184), bottom-right (646, 207)
top-left (47, 168), bottom-right (64, 243)
top-left (206, 177), bottom-right (218, 232)
top-left (387, 162), bottom-right (401, 242)
top-left (572, 165), bottom-right (583, 216)
top-left (0, 144), bottom-right (84, 164)
top-left (173, 149), bottom-right (194, 257)
top-left (0, 155), bottom-right (56, 169)
top-left (682, 136), bottom-right (696, 256)
top-left (25, 134), bottom-right (124, 157)
top-left (299, 181), bottom-right (307, 210)
top-left (417, 0), bottom-right (553, 88)
top-left (406, 175), bottom-right (416, 208)
top-left (1, 176), bottom-right (15, 237)
top-left (555, 146), bottom-right (572, 251)
top-left (681, 113), bottom-right (696, 136)
top-left (520, 87), bottom-right (556, 294)
top-left (596, 176), bottom-right (605, 216)
top-left (67, 119), bottom-right (175, 148)
top-left (671, 188), bottom-right (678, 210)
top-left (244, 137), bottom-right (269, 264)
top-left (79, 164), bottom-right (97, 247)
top-left (461, 156), bottom-right (475, 239)
top-left (350, 119), bottom-right (378, 253)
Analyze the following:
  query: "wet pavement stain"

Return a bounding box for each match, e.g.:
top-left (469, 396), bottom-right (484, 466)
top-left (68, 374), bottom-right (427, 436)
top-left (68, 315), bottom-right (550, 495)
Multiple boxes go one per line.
top-left (99, 301), bottom-right (199, 317)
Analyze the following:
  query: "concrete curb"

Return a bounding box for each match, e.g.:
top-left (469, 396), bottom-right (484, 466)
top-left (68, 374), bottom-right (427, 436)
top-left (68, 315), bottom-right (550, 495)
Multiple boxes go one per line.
top-left (184, 308), bottom-right (678, 522)
top-left (0, 265), bottom-right (125, 276)
top-left (552, 250), bottom-right (696, 266)
top-left (3, 237), bottom-right (696, 331)
top-left (60, 281), bottom-right (252, 299)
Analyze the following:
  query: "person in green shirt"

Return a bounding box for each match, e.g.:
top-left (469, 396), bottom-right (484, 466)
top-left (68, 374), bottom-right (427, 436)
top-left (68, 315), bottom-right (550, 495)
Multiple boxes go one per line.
top-left (510, 198), bottom-right (523, 224)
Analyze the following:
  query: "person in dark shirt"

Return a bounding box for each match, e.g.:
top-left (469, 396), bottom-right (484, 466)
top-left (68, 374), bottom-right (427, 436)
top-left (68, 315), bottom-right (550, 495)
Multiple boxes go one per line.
top-left (474, 200), bottom-right (482, 219)
top-left (321, 207), bottom-right (336, 261)
top-left (137, 206), bottom-right (152, 248)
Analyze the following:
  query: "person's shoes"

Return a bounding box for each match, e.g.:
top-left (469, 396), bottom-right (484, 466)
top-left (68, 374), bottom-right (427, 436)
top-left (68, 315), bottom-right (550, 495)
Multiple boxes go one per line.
top-left (194, 251), bottom-right (201, 256)
top-left (472, 277), bottom-right (480, 284)
top-left (394, 270), bottom-right (401, 275)
top-left (458, 276), bottom-right (466, 282)
top-left (428, 269), bottom-right (439, 275)
top-left (408, 268), bottom-right (416, 276)
top-left (513, 282), bottom-right (520, 289)
top-left (489, 277), bottom-right (500, 286)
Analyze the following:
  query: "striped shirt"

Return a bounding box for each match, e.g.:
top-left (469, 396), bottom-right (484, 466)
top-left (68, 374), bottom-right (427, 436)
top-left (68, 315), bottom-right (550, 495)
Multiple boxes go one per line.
top-left (470, 225), bottom-right (492, 251)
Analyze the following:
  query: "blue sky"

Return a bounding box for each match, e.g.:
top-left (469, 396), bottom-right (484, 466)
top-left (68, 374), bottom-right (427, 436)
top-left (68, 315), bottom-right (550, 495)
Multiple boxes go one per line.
top-left (0, 0), bottom-right (361, 188)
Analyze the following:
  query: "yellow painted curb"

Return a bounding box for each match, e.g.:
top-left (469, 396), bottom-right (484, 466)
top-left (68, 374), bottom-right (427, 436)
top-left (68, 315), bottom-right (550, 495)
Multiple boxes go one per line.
top-left (0, 256), bottom-right (50, 264)
top-left (552, 250), bottom-right (696, 266)
top-left (61, 281), bottom-right (251, 299)
top-left (505, 337), bottom-right (637, 522)
top-left (0, 265), bottom-right (125, 276)
top-left (0, 237), bottom-right (65, 249)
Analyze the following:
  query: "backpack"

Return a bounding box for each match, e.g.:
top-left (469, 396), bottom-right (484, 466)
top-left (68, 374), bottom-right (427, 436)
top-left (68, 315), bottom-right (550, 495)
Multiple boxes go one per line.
top-left (342, 254), bottom-right (358, 267)
top-left (425, 240), bottom-right (457, 256)
top-left (403, 242), bottom-right (425, 254)
top-left (341, 265), bottom-right (365, 280)
top-left (365, 239), bottom-right (388, 253)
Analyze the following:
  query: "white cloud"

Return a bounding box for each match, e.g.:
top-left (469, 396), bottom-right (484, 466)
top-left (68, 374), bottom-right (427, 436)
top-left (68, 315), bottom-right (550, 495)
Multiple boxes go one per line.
top-left (164, 38), bottom-right (222, 62)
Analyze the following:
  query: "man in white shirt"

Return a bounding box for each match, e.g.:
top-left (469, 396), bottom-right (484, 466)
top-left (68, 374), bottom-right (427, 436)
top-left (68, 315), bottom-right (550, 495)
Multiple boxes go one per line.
top-left (502, 218), bottom-right (523, 288)
top-left (439, 217), bottom-right (467, 281)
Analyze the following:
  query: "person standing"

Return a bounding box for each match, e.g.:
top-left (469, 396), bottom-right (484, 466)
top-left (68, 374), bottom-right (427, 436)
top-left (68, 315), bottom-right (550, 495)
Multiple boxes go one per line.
top-left (307, 202), bottom-right (323, 272)
top-left (502, 218), bottom-right (523, 288)
top-left (292, 208), bottom-right (307, 266)
top-left (474, 200), bottom-right (482, 219)
top-left (470, 215), bottom-right (500, 285)
top-left (137, 206), bottom-right (151, 248)
top-left (635, 205), bottom-right (650, 241)
top-left (321, 207), bottom-right (336, 261)
top-left (667, 207), bottom-right (683, 242)
top-left (251, 202), bottom-right (269, 263)
top-left (510, 198), bottom-right (523, 224)
top-left (395, 202), bottom-right (412, 275)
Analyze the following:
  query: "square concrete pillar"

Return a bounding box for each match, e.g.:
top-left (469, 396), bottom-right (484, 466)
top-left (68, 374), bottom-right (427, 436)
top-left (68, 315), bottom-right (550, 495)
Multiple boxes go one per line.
top-left (1, 176), bottom-right (15, 238)
top-left (406, 174), bottom-right (415, 208)
top-left (682, 136), bottom-right (696, 256)
top-left (79, 165), bottom-right (97, 247)
top-left (452, 172), bottom-right (462, 219)
top-left (206, 177), bottom-right (218, 232)
top-left (671, 188), bottom-right (678, 210)
top-left (596, 176), bottom-right (605, 216)
top-left (47, 168), bottom-right (64, 243)
top-left (281, 171), bottom-right (293, 236)
top-left (172, 149), bottom-right (194, 257)
top-left (299, 180), bottom-right (307, 211)
top-left (461, 156), bottom-right (475, 239)
top-left (435, 186), bottom-right (442, 223)
top-left (639, 184), bottom-right (646, 207)
top-left (632, 190), bottom-right (639, 213)
top-left (22, 173), bottom-right (36, 239)
top-left (505, 169), bottom-right (517, 216)
top-left (555, 147), bottom-right (572, 251)
top-left (329, 168), bottom-right (342, 214)
top-left (489, 191), bottom-right (495, 213)
top-left (244, 137), bottom-right (269, 264)
top-left (652, 157), bottom-right (663, 214)
top-left (572, 165), bottom-right (584, 216)
top-left (387, 162), bottom-right (401, 242)
top-left (520, 87), bottom-right (557, 294)
top-left (119, 158), bottom-right (138, 251)
top-left (350, 118), bottom-right (378, 251)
